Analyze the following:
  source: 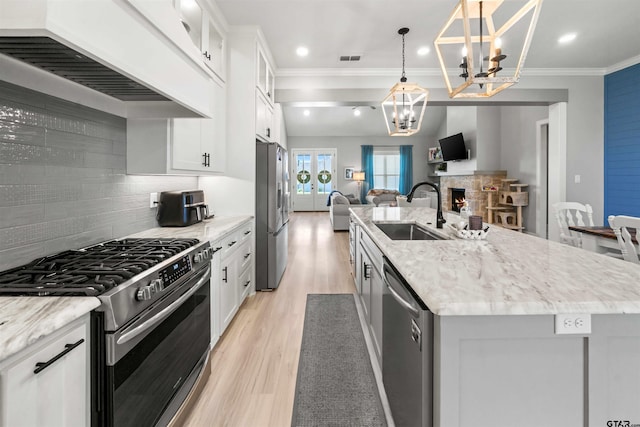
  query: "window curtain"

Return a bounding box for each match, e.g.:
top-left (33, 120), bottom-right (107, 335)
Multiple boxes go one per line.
top-left (361, 145), bottom-right (374, 203)
top-left (399, 145), bottom-right (413, 195)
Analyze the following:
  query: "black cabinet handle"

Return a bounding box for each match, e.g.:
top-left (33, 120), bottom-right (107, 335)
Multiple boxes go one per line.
top-left (228, 240), bottom-right (237, 248)
top-left (363, 262), bottom-right (371, 279)
top-left (212, 246), bottom-right (222, 253)
top-left (203, 51), bottom-right (211, 60)
top-left (34, 339), bottom-right (85, 374)
top-left (202, 153), bottom-right (208, 166)
top-left (222, 266), bottom-right (228, 283)
top-left (244, 253), bottom-right (251, 259)
top-left (244, 280), bottom-right (251, 287)
top-left (266, 128), bottom-right (271, 138)
top-left (267, 91), bottom-right (271, 98)
top-left (244, 230), bottom-right (251, 235)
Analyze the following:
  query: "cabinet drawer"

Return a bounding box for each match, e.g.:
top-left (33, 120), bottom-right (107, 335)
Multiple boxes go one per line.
top-left (238, 263), bottom-right (253, 301)
top-left (0, 318), bottom-right (89, 427)
top-left (238, 240), bottom-right (252, 274)
top-left (220, 230), bottom-right (241, 259)
top-left (238, 223), bottom-right (253, 243)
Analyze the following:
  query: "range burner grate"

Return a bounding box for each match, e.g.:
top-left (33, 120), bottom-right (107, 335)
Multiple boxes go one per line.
top-left (0, 238), bottom-right (200, 296)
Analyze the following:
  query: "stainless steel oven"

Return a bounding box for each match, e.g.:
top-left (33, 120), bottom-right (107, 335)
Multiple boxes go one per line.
top-left (101, 264), bottom-right (210, 427)
top-left (0, 237), bottom-right (215, 427)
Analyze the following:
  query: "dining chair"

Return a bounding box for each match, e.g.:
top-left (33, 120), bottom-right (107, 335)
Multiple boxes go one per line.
top-left (607, 215), bottom-right (640, 263)
top-left (552, 202), bottom-right (594, 247)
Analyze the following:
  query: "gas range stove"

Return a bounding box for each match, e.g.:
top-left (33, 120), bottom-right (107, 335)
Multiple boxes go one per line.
top-left (0, 237), bottom-right (214, 331)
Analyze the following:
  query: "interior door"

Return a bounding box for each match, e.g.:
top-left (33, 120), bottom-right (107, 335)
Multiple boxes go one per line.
top-left (291, 149), bottom-right (336, 211)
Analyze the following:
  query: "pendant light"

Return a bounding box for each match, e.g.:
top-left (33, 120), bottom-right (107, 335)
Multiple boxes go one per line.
top-left (381, 28), bottom-right (429, 136)
top-left (434, 0), bottom-right (543, 98)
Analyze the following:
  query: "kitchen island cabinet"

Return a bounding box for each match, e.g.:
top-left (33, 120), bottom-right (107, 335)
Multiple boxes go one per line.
top-left (350, 206), bottom-right (640, 427)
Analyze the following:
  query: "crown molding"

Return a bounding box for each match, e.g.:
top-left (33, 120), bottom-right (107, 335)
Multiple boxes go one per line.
top-left (275, 66), bottom-right (610, 78)
top-left (605, 54), bottom-right (640, 75)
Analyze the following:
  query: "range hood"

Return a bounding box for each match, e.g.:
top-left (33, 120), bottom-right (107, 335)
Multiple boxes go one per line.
top-left (0, 36), bottom-right (168, 102)
top-left (0, 0), bottom-right (213, 118)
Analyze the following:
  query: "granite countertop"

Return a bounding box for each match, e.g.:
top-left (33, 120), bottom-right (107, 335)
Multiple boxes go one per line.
top-left (0, 297), bottom-right (100, 362)
top-left (0, 216), bottom-right (252, 363)
top-left (127, 215), bottom-right (253, 241)
top-left (350, 206), bottom-right (640, 316)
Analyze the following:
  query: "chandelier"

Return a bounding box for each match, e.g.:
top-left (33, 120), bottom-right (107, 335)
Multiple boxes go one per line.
top-left (434, 0), bottom-right (543, 98)
top-left (381, 28), bottom-right (429, 136)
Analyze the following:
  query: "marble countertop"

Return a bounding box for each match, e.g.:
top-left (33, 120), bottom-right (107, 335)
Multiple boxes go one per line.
top-left (127, 215), bottom-right (253, 241)
top-left (350, 206), bottom-right (640, 316)
top-left (0, 297), bottom-right (100, 362)
top-left (0, 216), bottom-right (252, 362)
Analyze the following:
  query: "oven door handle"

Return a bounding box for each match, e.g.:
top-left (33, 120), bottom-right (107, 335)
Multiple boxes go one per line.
top-left (117, 266), bottom-right (211, 345)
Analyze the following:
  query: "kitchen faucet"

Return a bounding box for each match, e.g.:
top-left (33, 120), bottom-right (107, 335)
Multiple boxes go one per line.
top-left (406, 181), bottom-right (446, 229)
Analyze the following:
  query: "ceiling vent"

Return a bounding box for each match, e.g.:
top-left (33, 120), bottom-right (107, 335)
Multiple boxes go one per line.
top-left (339, 55), bottom-right (361, 62)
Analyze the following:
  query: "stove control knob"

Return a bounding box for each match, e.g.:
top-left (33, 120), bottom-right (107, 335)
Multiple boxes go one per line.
top-left (150, 278), bottom-right (164, 292)
top-left (194, 252), bottom-right (204, 264)
top-left (136, 286), bottom-right (153, 301)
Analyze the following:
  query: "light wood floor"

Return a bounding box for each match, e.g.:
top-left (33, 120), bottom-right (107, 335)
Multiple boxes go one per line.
top-left (183, 212), bottom-right (355, 427)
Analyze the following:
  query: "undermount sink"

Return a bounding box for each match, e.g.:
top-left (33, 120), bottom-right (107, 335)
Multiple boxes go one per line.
top-left (374, 222), bottom-right (448, 241)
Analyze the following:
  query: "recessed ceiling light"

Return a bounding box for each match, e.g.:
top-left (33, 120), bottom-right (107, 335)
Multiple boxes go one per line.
top-left (303, 109), bottom-right (310, 116)
top-left (296, 46), bottom-right (309, 57)
top-left (558, 33), bottom-right (577, 44)
top-left (353, 109), bottom-right (361, 117)
top-left (417, 46), bottom-right (430, 56)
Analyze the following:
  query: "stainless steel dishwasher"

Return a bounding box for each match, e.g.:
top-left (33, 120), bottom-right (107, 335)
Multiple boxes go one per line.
top-left (382, 256), bottom-right (433, 427)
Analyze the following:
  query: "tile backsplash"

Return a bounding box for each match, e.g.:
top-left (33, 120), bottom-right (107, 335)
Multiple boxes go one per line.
top-left (0, 81), bottom-right (197, 271)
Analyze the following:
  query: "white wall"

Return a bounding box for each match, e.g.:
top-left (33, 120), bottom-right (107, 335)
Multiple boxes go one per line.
top-left (444, 106), bottom-right (477, 174)
top-left (287, 135), bottom-right (435, 198)
top-left (500, 105), bottom-right (550, 234)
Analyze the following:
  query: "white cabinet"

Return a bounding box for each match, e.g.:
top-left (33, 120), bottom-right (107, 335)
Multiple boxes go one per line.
top-left (127, 78), bottom-right (226, 175)
top-left (177, 0), bottom-right (226, 81)
top-left (0, 315), bottom-right (90, 427)
top-left (209, 244), bottom-right (222, 348)
top-left (256, 91), bottom-right (274, 142)
top-left (256, 45), bottom-right (275, 103)
top-left (214, 221), bottom-right (254, 336)
top-left (356, 226), bottom-right (384, 367)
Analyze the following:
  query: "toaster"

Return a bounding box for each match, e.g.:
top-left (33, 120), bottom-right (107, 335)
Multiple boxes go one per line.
top-left (156, 190), bottom-right (209, 227)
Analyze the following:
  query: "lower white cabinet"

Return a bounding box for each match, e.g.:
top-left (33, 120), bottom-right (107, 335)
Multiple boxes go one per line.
top-left (356, 225), bottom-right (384, 367)
top-left (0, 315), bottom-right (90, 427)
top-left (211, 220), bottom-right (254, 340)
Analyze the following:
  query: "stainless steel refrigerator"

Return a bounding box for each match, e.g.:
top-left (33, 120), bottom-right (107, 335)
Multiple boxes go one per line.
top-left (255, 141), bottom-right (289, 290)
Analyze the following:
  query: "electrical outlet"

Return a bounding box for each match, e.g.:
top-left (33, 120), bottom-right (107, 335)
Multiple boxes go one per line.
top-left (574, 174), bottom-right (581, 184)
top-left (555, 313), bottom-right (591, 334)
top-left (149, 192), bottom-right (158, 208)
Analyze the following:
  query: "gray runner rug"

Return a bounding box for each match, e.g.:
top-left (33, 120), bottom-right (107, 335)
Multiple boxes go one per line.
top-left (291, 294), bottom-right (387, 427)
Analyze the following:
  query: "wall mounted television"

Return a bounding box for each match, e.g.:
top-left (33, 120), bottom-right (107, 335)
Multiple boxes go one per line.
top-left (438, 132), bottom-right (468, 161)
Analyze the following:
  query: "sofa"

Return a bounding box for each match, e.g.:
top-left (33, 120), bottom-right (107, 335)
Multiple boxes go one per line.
top-left (396, 195), bottom-right (432, 207)
top-left (329, 193), bottom-right (361, 231)
top-left (366, 189), bottom-right (401, 206)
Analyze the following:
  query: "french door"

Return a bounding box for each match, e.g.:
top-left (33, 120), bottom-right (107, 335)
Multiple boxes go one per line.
top-left (291, 148), bottom-right (337, 211)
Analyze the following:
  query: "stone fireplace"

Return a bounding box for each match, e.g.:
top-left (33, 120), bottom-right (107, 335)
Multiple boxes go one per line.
top-left (450, 188), bottom-right (466, 212)
top-left (440, 171), bottom-right (507, 222)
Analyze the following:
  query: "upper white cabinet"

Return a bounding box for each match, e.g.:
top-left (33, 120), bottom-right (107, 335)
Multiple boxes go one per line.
top-left (256, 45), bottom-right (275, 104)
top-left (127, 79), bottom-right (226, 175)
top-left (177, 0), bottom-right (227, 81)
top-left (256, 91), bottom-right (274, 142)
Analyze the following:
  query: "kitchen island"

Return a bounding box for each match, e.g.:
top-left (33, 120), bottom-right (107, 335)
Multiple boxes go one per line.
top-left (350, 206), bottom-right (640, 427)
